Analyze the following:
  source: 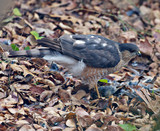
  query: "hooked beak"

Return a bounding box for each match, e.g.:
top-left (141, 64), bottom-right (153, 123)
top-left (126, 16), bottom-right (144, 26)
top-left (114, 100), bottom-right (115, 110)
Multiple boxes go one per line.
top-left (137, 51), bottom-right (141, 56)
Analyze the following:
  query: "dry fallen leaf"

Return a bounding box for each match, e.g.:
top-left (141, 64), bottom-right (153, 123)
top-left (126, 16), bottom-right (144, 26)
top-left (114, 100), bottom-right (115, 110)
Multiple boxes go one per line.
top-left (40, 90), bottom-right (53, 102)
top-left (19, 124), bottom-right (34, 131)
top-left (138, 39), bottom-right (153, 56)
top-left (0, 0), bottom-right (159, 130)
top-left (75, 107), bottom-right (93, 127)
top-left (58, 89), bottom-right (71, 103)
top-left (66, 119), bottom-right (76, 128)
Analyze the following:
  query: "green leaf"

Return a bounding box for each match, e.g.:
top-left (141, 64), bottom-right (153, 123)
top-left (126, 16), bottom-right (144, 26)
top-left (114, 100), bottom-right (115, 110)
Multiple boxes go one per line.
top-left (24, 46), bottom-right (30, 50)
top-left (30, 31), bottom-right (39, 39)
top-left (11, 44), bottom-right (19, 51)
top-left (155, 29), bottom-right (160, 33)
top-left (13, 8), bottom-right (22, 17)
top-left (34, 82), bottom-right (39, 85)
top-left (99, 79), bottom-right (108, 84)
top-left (38, 36), bottom-right (44, 39)
top-left (119, 124), bottom-right (137, 131)
top-left (30, 31), bottom-right (44, 40)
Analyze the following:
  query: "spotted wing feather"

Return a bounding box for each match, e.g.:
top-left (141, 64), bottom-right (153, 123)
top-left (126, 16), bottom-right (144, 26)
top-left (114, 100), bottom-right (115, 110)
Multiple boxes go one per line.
top-left (60, 34), bottom-right (121, 68)
top-left (37, 34), bottom-right (121, 68)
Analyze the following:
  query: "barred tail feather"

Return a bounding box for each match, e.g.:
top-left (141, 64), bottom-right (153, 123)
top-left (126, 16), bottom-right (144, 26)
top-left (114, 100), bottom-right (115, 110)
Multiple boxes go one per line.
top-left (9, 48), bottom-right (54, 57)
top-left (37, 38), bottom-right (62, 53)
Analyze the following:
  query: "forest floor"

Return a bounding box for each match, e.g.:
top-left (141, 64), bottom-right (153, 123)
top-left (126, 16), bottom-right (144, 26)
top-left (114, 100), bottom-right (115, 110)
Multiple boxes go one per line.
top-left (0, 0), bottom-right (160, 130)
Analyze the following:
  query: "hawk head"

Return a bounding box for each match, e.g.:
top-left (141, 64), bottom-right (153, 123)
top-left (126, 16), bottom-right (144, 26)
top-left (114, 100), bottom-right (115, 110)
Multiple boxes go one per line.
top-left (119, 43), bottom-right (141, 63)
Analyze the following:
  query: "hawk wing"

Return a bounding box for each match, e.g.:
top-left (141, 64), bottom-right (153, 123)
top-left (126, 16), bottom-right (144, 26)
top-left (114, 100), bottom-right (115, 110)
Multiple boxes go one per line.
top-left (38, 34), bottom-right (121, 68)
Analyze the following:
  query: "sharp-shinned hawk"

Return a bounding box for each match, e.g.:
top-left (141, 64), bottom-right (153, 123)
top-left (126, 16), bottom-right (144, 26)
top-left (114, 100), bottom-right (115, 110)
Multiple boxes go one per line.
top-left (9, 34), bottom-right (141, 98)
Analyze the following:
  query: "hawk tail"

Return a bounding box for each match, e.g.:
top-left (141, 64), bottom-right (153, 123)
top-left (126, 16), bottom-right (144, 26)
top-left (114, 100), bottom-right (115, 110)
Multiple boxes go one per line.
top-left (9, 37), bottom-right (62, 58)
top-left (9, 48), bottom-right (54, 57)
top-left (37, 38), bottom-right (62, 53)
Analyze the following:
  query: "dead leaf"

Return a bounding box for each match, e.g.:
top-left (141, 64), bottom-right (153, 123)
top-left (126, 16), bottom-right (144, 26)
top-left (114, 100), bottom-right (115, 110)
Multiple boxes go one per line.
top-left (19, 125), bottom-right (34, 131)
top-left (58, 89), bottom-right (71, 103)
top-left (30, 86), bottom-right (45, 96)
top-left (72, 90), bottom-right (86, 100)
top-left (121, 31), bottom-right (137, 42)
top-left (86, 124), bottom-right (102, 131)
top-left (107, 125), bottom-right (124, 131)
top-left (103, 116), bottom-right (119, 125)
top-left (76, 107), bottom-right (93, 127)
top-left (26, 35), bottom-right (37, 46)
top-left (66, 119), bottom-right (76, 128)
top-left (10, 64), bottom-right (23, 72)
top-left (138, 39), bottom-right (153, 56)
top-left (40, 90), bottom-right (53, 102)
top-left (135, 88), bottom-right (160, 114)
top-left (36, 78), bottom-right (55, 89)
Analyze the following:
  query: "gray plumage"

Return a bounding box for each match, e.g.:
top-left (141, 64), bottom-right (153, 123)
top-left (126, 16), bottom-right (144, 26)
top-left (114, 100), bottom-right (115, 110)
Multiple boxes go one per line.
top-left (38, 35), bottom-right (121, 68)
top-left (9, 34), bottom-right (140, 88)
